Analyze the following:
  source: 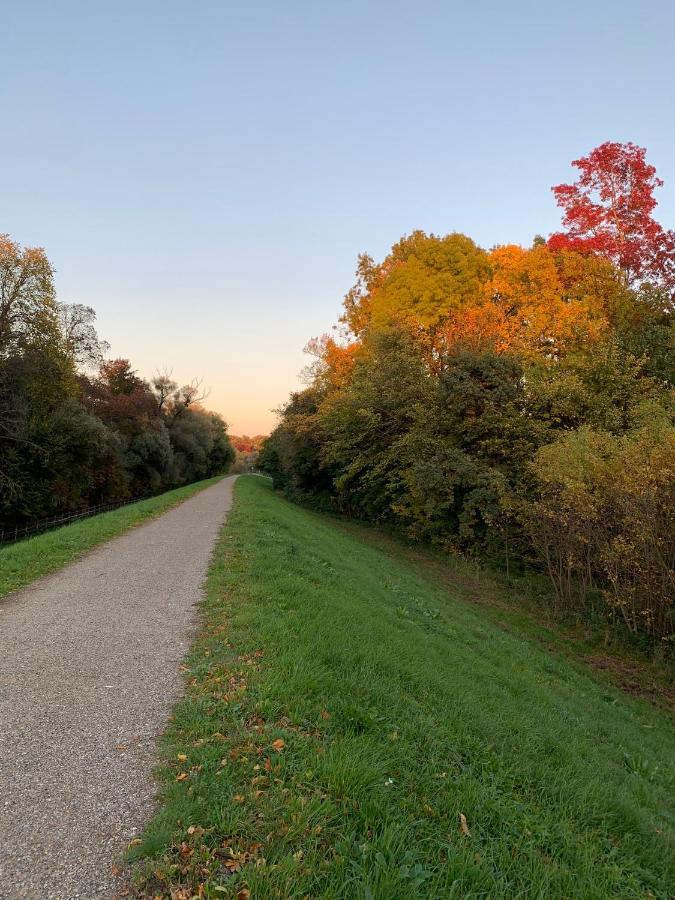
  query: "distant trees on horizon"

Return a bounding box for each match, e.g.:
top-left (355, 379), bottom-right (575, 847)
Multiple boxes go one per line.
top-left (229, 434), bottom-right (267, 473)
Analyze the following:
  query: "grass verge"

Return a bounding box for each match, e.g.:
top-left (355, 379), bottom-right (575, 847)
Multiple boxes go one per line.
top-left (0, 476), bottom-right (224, 600)
top-left (330, 520), bottom-right (675, 712)
top-left (129, 476), bottom-right (674, 898)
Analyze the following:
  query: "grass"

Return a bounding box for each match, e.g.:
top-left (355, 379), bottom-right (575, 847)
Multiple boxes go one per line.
top-left (330, 520), bottom-right (675, 712)
top-left (130, 476), bottom-right (674, 899)
top-left (0, 476), bottom-right (224, 600)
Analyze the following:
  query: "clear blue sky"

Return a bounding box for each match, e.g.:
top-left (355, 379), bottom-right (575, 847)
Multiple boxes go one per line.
top-left (3, 0), bottom-right (674, 434)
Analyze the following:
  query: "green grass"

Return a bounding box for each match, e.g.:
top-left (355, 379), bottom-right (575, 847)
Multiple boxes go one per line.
top-left (0, 476), bottom-right (224, 599)
top-left (330, 520), bottom-right (675, 711)
top-left (130, 476), bottom-right (674, 899)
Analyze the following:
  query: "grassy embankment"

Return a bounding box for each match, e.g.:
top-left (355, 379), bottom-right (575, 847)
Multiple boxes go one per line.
top-left (130, 476), bottom-right (674, 899)
top-left (0, 476), bottom-right (224, 600)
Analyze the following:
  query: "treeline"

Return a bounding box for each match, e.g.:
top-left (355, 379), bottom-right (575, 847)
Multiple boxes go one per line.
top-left (0, 235), bottom-right (234, 527)
top-left (260, 143), bottom-right (674, 642)
top-left (230, 435), bottom-right (266, 454)
top-left (229, 434), bottom-right (266, 474)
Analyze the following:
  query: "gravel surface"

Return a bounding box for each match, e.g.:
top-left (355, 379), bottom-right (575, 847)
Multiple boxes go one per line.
top-left (0, 476), bottom-right (236, 900)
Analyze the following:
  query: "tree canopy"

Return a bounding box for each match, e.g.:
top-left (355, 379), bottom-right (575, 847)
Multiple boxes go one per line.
top-left (0, 241), bottom-right (234, 525)
top-left (260, 142), bottom-right (674, 642)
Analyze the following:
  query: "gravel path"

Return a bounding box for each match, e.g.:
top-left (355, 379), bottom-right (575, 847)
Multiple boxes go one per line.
top-left (0, 476), bottom-right (236, 900)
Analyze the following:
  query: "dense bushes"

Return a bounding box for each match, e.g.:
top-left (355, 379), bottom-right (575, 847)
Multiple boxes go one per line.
top-left (0, 235), bottom-right (234, 526)
top-left (259, 144), bottom-right (675, 641)
top-left (524, 423), bottom-right (675, 637)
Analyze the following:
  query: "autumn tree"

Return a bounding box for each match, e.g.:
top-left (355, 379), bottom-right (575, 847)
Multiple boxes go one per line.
top-left (0, 235), bottom-right (59, 356)
top-left (548, 142), bottom-right (675, 301)
top-left (262, 159), bottom-right (674, 640)
top-left (342, 231), bottom-right (489, 337)
top-left (0, 233), bottom-right (235, 524)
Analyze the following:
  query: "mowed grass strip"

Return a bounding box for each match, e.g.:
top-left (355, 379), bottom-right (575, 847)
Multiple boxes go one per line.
top-left (0, 476), bottom-right (224, 599)
top-left (131, 476), bottom-right (674, 899)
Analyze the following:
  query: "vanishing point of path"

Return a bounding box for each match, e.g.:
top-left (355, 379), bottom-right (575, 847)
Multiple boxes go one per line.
top-left (0, 476), bottom-right (236, 900)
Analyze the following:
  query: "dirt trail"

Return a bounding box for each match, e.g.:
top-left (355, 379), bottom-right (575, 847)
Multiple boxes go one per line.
top-left (0, 476), bottom-right (236, 899)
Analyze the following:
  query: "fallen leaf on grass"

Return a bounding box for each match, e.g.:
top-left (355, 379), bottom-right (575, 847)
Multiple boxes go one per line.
top-left (320, 710), bottom-right (331, 720)
top-left (459, 812), bottom-right (471, 836)
top-left (170, 889), bottom-right (191, 900)
top-left (177, 753), bottom-right (188, 762)
top-left (176, 772), bottom-right (188, 781)
top-left (237, 890), bottom-right (250, 900)
top-left (272, 738), bottom-right (285, 752)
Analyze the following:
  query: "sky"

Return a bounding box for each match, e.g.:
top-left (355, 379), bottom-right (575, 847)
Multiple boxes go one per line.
top-left (2, 0), bottom-right (674, 435)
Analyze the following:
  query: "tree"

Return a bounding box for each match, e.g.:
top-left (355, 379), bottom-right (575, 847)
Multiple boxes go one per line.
top-left (86, 359), bottom-right (173, 494)
top-left (151, 370), bottom-right (178, 412)
top-left (97, 358), bottom-right (145, 396)
top-left (0, 233), bottom-right (235, 523)
top-left (548, 142), bottom-right (675, 301)
top-left (57, 303), bottom-right (109, 368)
top-left (342, 231), bottom-right (489, 338)
top-left (259, 387), bottom-right (333, 499)
top-left (156, 375), bottom-right (210, 427)
top-left (396, 350), bottom-right (542, 550)
top-left (320, 327), bottom-right (432, 519)
top-left (0, 235), bottom-right (59, 356)
top-left (206, 414), bottom-right (235, 474)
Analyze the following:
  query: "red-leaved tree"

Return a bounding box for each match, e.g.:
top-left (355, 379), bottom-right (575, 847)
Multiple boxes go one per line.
top-left (548, 142), bottom-right (675, 301)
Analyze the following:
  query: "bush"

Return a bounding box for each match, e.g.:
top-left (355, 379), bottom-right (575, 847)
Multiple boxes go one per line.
top-left (523, 423), bottom-right (675, 640)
